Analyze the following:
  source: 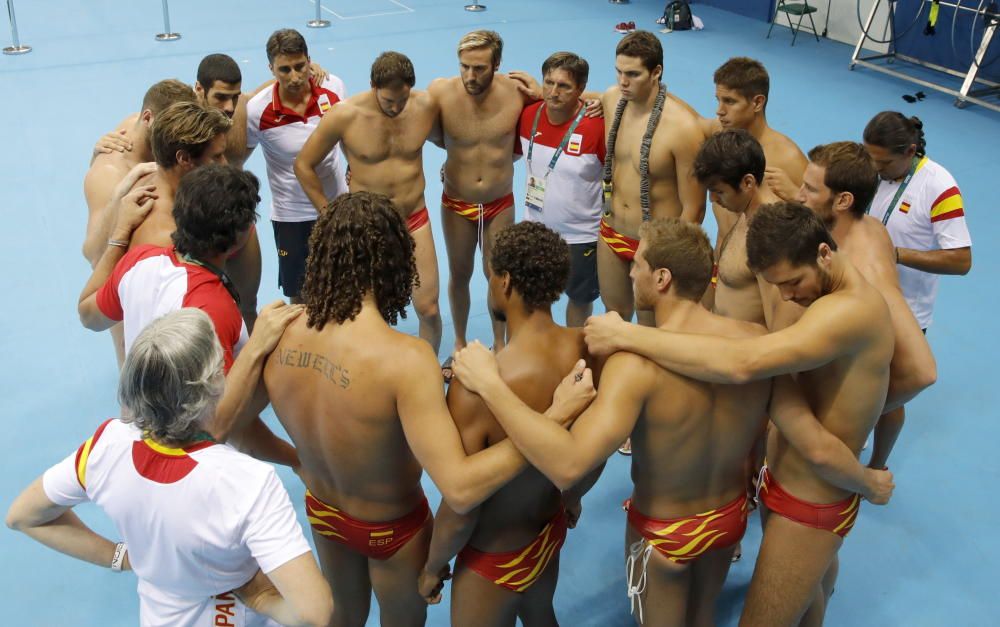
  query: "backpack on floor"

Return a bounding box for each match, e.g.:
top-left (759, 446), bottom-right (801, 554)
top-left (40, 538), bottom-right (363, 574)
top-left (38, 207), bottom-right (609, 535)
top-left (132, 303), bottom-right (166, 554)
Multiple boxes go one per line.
top-left (662, 1), bottom-right (694, 31)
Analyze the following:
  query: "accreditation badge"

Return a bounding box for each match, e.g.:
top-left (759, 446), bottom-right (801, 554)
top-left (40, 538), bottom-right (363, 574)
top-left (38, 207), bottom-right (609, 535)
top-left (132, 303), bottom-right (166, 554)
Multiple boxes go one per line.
top-left (525, 175), bottom-right (546, 212)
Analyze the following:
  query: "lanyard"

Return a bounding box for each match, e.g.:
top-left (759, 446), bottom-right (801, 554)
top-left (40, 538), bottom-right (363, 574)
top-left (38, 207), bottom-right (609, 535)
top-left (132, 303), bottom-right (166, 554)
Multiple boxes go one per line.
top-left (527, 103), bottom-right (586, 178)
top-left (181, 253), bottom-right (241, 306)
top-left (871, 157), bottom-right (919, 226)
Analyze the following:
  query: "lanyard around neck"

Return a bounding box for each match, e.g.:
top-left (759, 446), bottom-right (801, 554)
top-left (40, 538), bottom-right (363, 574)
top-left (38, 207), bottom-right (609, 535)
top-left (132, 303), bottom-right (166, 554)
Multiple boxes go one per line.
top-left (181, 253), bottom-right (241, 306)
top-left (527, 103), bottom-right (586, 177)
top-left (871, 157), bottom-right (919, 226)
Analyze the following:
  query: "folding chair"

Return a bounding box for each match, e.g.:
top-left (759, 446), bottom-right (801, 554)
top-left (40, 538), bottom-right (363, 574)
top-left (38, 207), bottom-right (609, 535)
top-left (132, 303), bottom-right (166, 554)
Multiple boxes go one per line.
top-left (767, 0), bottom-right (820, 46)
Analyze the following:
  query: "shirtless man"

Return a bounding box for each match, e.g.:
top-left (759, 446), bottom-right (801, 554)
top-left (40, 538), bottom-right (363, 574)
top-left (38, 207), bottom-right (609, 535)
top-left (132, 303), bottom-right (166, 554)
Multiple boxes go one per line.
top-left (799, 141), bottom-right (936, 468)
top-left (93, 53), bottom-right (292, 165)
top-left (418, 222), bottom-right (590, 626)
top-left (295, 51), bottom-right (442, 354)
top-left (700, 58), bottom-right (809, 249)
top-left (240, 192), bottom-right (593, 627)
top-left (126, 102), bottom-right (231, 250)
top-left (430, 30), bottom-right (539, 355)
top-left (599, 31), bottom-right (706, 326)
top-left (583, 202), bottom-right (896, 626)
top-left (83, 79), bottom-right (196, 266)
top-left (452, 217), bottom-right (893, 626)
top-left (89, 53), bottom-right (337, 324)
top-left (693, 129), bottom-right (779, 322)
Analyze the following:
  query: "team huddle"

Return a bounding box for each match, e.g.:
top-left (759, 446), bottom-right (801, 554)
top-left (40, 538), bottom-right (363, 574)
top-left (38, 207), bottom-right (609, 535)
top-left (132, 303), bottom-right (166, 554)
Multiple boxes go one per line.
top-left (6, 24), bottom-right (973, 627)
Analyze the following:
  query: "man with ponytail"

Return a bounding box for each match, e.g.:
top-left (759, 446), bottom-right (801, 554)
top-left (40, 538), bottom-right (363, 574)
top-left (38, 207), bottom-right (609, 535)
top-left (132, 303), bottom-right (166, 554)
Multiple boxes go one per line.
top-left (863, 111), bottom-right (972, 468)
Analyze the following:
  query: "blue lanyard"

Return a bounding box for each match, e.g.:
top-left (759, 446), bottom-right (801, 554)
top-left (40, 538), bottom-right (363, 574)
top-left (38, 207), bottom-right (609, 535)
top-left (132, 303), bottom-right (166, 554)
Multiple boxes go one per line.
top-left (870, 157), bottom-right (919, 226)
top-left (527, 103), bottom-right (586, 178)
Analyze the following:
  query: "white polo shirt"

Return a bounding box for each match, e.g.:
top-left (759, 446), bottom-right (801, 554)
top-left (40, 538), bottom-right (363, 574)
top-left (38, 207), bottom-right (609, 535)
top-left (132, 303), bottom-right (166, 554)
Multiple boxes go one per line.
top-left (42, 419), bottom-right (312, 626)
top-left (516, 101), bottom-right (606, 244)
top-left (247, 77), bottom-right (348, 222)
top-left (869, 156), bottom-right (971, 328)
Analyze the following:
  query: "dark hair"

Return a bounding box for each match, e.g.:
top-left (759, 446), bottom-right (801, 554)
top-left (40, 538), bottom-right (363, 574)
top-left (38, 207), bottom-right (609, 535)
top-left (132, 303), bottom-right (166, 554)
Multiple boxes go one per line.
top-left (694, 129), bottom-right (766, 188)
top-left (172, 165), bottom-right (260, 258)
top-left (371, 51), bottom-right (416, 88)
top-left (266, 29), bottom-right (308, 64)
top-left (490, 222), bottom-right (569, 311)
top-left (747, 202), bottom-right (837, 273)
top-left (616, 31), bottom-right (663, 73)
top-left (863, 111), bottom-right (926, 157)
top-left (196, 54), bottom-right (242, 90)
top-left (140, 79), bottom-right (197, 116)
top-left (639, 219), bottom-right (713, 300)
top-left (713, 57), bottom-right (770, 103)
top-left (807, 142), bottom-right (879, 218)
top-left (301, 192), bottom-right (417, 329)
top-left (150, 101), bottom-right (232, 169)
top-left (542, 51), bottom-right (589, 88)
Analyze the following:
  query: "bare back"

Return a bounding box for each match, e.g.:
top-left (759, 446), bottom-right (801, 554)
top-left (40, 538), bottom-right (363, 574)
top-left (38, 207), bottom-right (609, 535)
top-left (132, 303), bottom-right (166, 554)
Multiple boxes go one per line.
top-left (339, 91), bottom-right (438, 216)
top-left (126, 170), bottom-right (176, 248)
top-left (451, 325), bottom-right (587, 551)
top-left (264, 314), bottom-right (426, 521)
top-left (433, 75), bottom-right (524, 203)
top-left (628, 313), bottom-right (770, 518)
top-left (603, 86), bottom-right (705, 237)
top-left (838, 216), bottom-right (934, 402)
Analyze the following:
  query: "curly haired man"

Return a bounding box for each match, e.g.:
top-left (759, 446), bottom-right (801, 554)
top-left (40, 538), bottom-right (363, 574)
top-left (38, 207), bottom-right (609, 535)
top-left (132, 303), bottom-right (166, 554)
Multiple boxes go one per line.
top-left (419, 222), bottom-right (596, 626)
top-left (237, 192), bottom-right (592, 626)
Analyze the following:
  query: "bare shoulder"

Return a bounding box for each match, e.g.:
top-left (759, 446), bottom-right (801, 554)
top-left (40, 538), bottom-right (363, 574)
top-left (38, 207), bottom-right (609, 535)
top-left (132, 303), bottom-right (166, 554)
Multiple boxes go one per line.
top-left (704, 313), bottom-right (769, 339)
top-left (114, 113), bottom-right (139, 132)
top-left (428, 76), bottom-right (460, 99)
top-left (603, 85), bottom-right (622, 104)
top-left (388, 330), bottom-right (441, 377)
top-left (603, 350), bottom-right (657, 381)
top-left (762, 127), bottom-right (807, 163)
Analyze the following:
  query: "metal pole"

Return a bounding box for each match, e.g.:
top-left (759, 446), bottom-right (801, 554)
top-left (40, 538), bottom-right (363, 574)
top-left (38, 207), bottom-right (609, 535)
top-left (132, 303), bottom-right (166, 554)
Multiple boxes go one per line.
top-left (155, 0), bottom-right (180, 41)
top-left (465, 1), bottom-right (487, 11)
top-left (3, 0), bottom-right (31, 55)
top-left (308, 0), bottom-right (331, 28)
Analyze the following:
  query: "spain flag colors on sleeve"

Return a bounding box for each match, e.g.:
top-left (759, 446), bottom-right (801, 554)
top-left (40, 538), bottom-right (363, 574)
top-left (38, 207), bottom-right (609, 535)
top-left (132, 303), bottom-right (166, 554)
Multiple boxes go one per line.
top-left (930, 186), bottom-right (964, 223)
top-left (74, 419), bottom-right (113, 489)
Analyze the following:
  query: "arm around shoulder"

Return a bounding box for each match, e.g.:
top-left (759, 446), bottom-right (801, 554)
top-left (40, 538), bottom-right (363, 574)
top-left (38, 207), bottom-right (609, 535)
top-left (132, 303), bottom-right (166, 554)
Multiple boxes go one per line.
top-left (397, 343), bottom-right (526, 514)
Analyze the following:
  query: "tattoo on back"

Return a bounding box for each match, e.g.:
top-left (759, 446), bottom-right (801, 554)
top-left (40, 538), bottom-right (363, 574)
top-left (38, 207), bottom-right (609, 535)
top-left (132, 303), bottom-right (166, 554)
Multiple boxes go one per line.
top-left (277, 348), bottom-right (351, 389)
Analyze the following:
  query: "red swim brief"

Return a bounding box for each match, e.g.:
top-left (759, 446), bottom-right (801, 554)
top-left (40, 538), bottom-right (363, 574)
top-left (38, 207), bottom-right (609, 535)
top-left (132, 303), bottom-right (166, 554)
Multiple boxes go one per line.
top-left (599, 216), bottom-right (639, 263)
top-left (442, 192), bottom-right (514, 222)
top-left (457, 508), bottom-right (568, 592)
top-left (759, 468), bottom-right (860, 538)
top-left (406, 206), bottom-right (430, 233)
top-left (624, 495), bottom-right (748, 564)
top-left (305, 490), bottom-right (431, 560)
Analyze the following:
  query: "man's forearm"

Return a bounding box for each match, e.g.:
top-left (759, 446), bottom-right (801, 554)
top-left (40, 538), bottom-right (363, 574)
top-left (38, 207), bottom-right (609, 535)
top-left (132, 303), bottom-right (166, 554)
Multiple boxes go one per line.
top-left (424, 503), bottom-right (479, 574)
top-left (807, 432), bottom-right (872, 495)
top-left (475, 378), bottom-right (594, 490)
top-left (293, 161), bottom-right (330, 212)
top-left (18, 509), bottom-right (120, 569)
top-left (897, 246), bottom-right (971, 275)
top-left (79, 247), bottom-right (125, 305)
top-left (448, 439), bottom-right (529, 512)
top-left (230, 418), bottom-right (299, 467)
top-left (208, 345), bottom-right (269, 441)
top-left (614, 325), bottom-right (754, 384)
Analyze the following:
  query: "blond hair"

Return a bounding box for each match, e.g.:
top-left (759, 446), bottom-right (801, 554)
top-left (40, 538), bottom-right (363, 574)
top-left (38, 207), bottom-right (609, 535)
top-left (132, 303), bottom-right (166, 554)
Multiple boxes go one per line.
top-left (457, 30), bottom-right (503, 66)
top-left (151, 101), bottom-right (231, 169)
